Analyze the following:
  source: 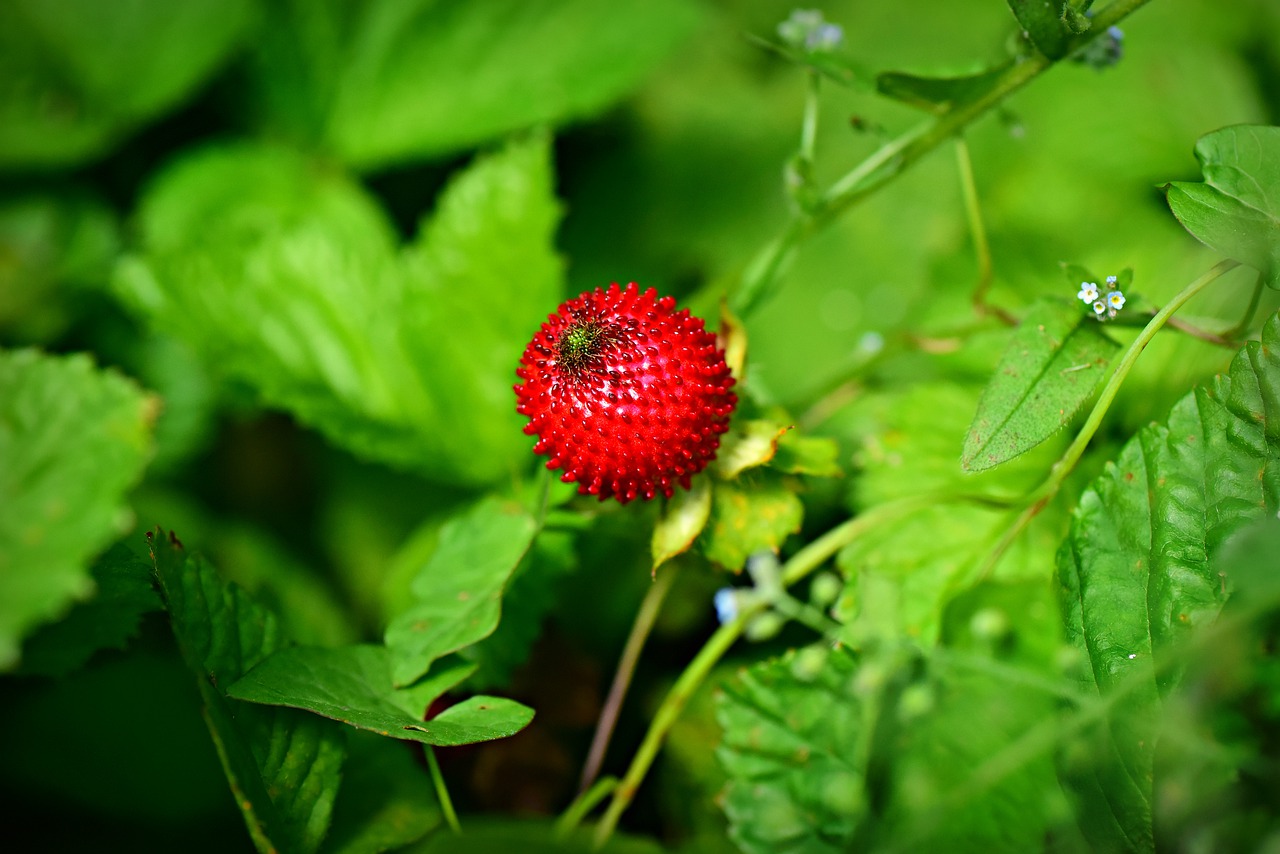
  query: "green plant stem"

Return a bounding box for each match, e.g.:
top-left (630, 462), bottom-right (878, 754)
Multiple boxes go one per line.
top-left (591, 495), bottom-right (936, 848)
top-left (1224, 270), bottom-right (1265, 340)
top-left (556, 776), bottom-right (618, 840)
top-left (731, 0), bottom-right (1156, 316)
top-left (425, 746), bottom-right (461, 834)
top-left (954, 137), bottom-right (1008, 323)
top-left (578, 567), bottom-right (677, 794)
top-left (977, 258), bottom-right (1241, 575)
top-left (799, 70), bottom-right (820, 168)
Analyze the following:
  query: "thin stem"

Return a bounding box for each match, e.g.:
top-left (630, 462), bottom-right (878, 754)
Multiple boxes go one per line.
top-left (955, 137), bottom-right (1008, 323)
top-left (591, 496), bottom-right (937, 848)
top-left (732, 0), bottom-right (1156, 317)
top-left (976, 258), bottom-right (1240, 575)
top-left (424, 746), bottom-right (461, 834)
top-left (556, 776), bottom-right (618, 840)
top-left (1224, 270), bottom-right (1265, 340)
top-left (799, 70), bottom-right (820, 167)
top-left (578, 567), bottom-right (677, 794)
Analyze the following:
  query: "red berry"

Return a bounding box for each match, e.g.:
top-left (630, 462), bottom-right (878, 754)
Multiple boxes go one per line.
top-left (514, 282), bottom-right (738, 503)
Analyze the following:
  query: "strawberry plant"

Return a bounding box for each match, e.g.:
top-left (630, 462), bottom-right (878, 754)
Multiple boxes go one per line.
top-left (2, 1), bottom-right (1278, 852)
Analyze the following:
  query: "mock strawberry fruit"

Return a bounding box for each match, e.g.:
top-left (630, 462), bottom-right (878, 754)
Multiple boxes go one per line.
top-left (515, 282), bottom-right (738, 503)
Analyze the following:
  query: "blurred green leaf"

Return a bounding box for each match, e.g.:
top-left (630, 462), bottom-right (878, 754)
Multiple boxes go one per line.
top-left (701, 476), bottom-right (803, 571)
top-left (653, 476), bottom-right (713, 571)
top-left (875, 64), bottom-right (1010, 115)
top-left (716, 647), bottom-right (865, 853)
top-left (1005, 0), bottom-right (1070, 59)
top-left (0, 349), bottom-right (154, 670)
top-left (385, 498), bottom-right (538, 687)
top-left (963, 298), bottom-right (1118, 472)
top-left (248, 0), bottom-right (702, 170)
top-left (17, 544), bottom-right (160, 678)
top-left (0, 194), bottom-right (119, 342)
top-left (1165, 125), bottom-right (1280, 288)
top-left (228, 644), bottom-right (529, 747)
top-left (1057, 312), bottom-right (1280, 852)
top-left (115, 133), bottom-right (562, 484)
top-left (771, 429), bottom-right (843, 477)
top-left (322, 732), bottom-right (442, 854)
top-left (0, 0), bottom-right (253, 167)
top-left (151, 531), bottom-right (346, 854)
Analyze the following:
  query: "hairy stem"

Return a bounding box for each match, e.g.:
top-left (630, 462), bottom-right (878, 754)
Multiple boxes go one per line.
top-left (732, 0), bottom-right (1156, 316)
top-left (591, 496), bottom-right (937, 847)
top-left (977, 258), bottom-right (1241, 575)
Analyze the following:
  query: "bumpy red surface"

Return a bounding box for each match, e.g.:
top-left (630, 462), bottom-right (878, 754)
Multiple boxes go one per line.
top-left (515, 282), bottom-right (738, 503)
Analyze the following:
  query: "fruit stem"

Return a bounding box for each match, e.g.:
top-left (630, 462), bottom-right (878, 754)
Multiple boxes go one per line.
top-left (590, 495), bottom-right (937, 848)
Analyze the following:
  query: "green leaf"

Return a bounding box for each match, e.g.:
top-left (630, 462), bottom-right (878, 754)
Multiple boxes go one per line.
top-left (772, 429), bottom-right (843, 477)
top-left (228, 644), bottom-right (530, 747)
top-left (0, 194), bottom-right (120, 343)
top-left (114, 134), bottom-right (563, 485)
top-left (701, 476), bottom-right (803, 571)
top-left (1165, 125), bottom-right (1280, 288)
top-left (875, 64), bottom-right (1011, 115)
top-left (1056, 312), bottom-right (1280, 852)
top-left (1005, 0), bottom-right (1070, 59)
top-left (716, 647), bottom-right (865, 853)
top-left (248, 0), bottom-right (703, 170)
top-left (0, 0), bottom-right (253, 167)
top-left (17, 544), bottom-right (161, 678)
top-left (962, 298), bottom-right (1119, 472)
top-left (461, 529), bottom-right (577, 689)
top-left (414, 817), bottom-right (665, 853)
top-left (652, 476), bottom-right (712, 570)
top-left (0, 349), bottom-right (154, 671)
top-left (321, 732), bottom-right (442, 854)
top-left (385, 498), bottom-right (538, 687)
top-left (714, 420), bottom-right (791, 479)
top-left (151, 531), bottom-right (346, 854)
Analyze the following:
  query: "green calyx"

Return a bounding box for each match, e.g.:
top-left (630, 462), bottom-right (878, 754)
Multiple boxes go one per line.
top-left (557, 320), bottom-right (610, 372)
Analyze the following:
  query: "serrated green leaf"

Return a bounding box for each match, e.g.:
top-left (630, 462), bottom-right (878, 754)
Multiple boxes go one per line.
top-left (963, 299), bottom-right (1119, 472)
top-left (248, 0), bottom-right (702, 170)
top-left (652, 476), bottom-right (713, 570)
top-left (151, 531), bottom-right (345, 854)
top-left (385, 498), bottom-right (538, 687)
top-left (716, 647), bottom-right (865, 854)
top-left (228, 644), bottom-right (527, 747)
top-left (0, 349), bottom-right (154, 671)
top-left (321, 732), bottom-right (442, 854)
top-left (114, 134), bottom-right (562, 485)
top-left (1005, 0), bottom-right (1070, 59)
top-left (0, 0), bottom-right (252, 167)
top-left (701, 476), bottom-right (803, 570)
top-left (1056, 312), bottom-right (1280, 852)
top-left (1165, 125), bottom-right (1280, 288)
top-left (17, 544), bottom-right (161, 678)
top-left (875, 64), bottom-right (1010, 115)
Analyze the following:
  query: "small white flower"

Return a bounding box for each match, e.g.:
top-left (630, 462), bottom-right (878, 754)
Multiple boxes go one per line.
top-left (1107, 290), bottom-right (1126, 310)
top-left (1105, 275), bottom-right (1118, 286)
top-left (1078, 281), bottom-right (1100, 303)
top-left (1092, 299), bottom-right (1107, 316)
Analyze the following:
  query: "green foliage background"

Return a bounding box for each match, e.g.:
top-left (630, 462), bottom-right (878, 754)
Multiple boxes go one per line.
top-left (1, 0), bottom-right (1278, 851)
